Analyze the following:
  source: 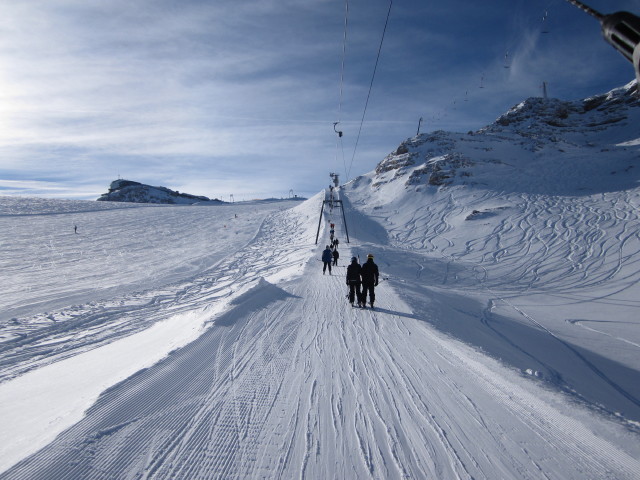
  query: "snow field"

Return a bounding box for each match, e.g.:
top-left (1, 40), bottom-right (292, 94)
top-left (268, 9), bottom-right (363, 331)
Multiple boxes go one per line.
top-left (0, 198), bottom-right (308, 321)
top-left (346, 174), bottom-right (640, 422)
top-left (0, 185), bottom-right (639, 478)
top-left (0, 196), bottom-right (315, 474)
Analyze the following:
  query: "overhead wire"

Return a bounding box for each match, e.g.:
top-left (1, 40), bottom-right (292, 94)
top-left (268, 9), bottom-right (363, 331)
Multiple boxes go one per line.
top-left (429, 0), bottom-right (561, 130)
top-left (336, 0), bottom-right (349, 181)
top-left (337, 0), bottom-right (349, 125)
top-left (346, 0), bottom-right (393, 181)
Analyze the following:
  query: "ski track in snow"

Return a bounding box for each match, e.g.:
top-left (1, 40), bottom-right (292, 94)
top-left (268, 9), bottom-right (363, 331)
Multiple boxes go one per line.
top-left (349, 184), bottom-right (640, 424)
top-left (1, 190), bottom-right (639, 479)
top-left (0, 200), bottom-right (308, 383)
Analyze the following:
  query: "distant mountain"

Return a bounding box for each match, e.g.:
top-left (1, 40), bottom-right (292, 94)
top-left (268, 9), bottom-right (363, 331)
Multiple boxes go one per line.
top-left (97, 179), bottom-right (220, 204)
top-left (363, 80), bottom-right (639, 197)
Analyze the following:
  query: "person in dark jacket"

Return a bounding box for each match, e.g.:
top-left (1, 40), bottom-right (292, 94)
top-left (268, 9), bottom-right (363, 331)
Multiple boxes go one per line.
top-left (322, 245), bottom-right (333, 275)
top-left (346, 256), bottom-right (362, 306)
top-left (360, 253), bottom-right (379, 308)
top-left (332, 248), bottom-right (339, 266)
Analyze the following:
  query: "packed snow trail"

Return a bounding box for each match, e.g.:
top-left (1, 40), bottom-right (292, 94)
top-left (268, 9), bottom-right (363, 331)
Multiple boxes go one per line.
top-left (1, 193), bottom-right (638, 479)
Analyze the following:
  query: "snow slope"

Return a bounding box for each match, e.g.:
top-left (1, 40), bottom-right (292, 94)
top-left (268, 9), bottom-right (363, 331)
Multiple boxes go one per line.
top-left (344, 81), bottom-right (640, 428)
top-left (0, 84), bottom-right (639, 478)
top-left (0, 196), bottom-right (314, 474)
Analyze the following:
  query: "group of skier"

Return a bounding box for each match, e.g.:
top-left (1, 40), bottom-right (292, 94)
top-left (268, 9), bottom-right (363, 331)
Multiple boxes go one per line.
top-left (346, 254), bottom-right (379, 309)
top-left (322, 223), bottom-right (341, 274)
top-left (322, 221), bottom-right (380, 308)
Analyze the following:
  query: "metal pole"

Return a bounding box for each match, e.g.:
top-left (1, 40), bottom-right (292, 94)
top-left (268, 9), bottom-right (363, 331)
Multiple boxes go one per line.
top-left (338, 200), bottom-right (350, 243)
top-left (315, 200), bottom-right (325, 245)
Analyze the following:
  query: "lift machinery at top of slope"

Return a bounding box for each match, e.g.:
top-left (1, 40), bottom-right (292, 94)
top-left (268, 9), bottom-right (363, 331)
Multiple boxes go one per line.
top-left (315, 173), bottom-right (350, 245)
top-left (564, 0), bottom-right (640, 85)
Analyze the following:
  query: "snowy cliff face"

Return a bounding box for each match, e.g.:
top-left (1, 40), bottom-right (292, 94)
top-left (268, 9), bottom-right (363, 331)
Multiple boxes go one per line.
top-left (97, 180), bottom-right (218, 204)
top-left (368, 81), bottom-right (639, 195)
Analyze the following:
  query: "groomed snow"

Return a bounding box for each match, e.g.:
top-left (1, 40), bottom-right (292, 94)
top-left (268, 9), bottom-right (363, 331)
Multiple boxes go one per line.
top-left (0, 184), bottom-right (639, 479)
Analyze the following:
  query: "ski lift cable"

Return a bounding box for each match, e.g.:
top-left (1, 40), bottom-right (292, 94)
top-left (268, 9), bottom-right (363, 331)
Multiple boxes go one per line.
top-left (337, 0), bottom-right (349, 123)
top-left (346, 0), bottom-right (393, 181)
top-left (539, 0), bottom-right (563, 32)
top-left (334, 131), bottom-right (347, 184)
top-left (333, 0), bottom-right (348, 180)
top-left (430, 0), bottom-right (563, 132)
top-left (341, 135), bottom-right (347, 183)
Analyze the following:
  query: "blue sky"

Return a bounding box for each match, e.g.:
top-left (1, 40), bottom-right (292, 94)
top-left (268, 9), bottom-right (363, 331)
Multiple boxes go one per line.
top-left (0, 0), bottom-right (637, 200)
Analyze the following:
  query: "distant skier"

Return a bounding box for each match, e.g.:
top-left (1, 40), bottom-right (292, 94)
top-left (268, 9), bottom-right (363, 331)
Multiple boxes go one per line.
top-left (332, 248), bottom-right (339, 266)
top-left (332, 238), bottom-right (340, 249)
top-left (74, 225), bottom-right (77, 234)
top-left (346, 257), bottom-right (362, 306)
top-left (360, 253), bottom-right (379, 308)
top-left (322, 245), bottom-right (333, 275)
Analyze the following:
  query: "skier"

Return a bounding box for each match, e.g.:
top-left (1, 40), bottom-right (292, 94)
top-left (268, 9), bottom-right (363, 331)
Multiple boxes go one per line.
top-left (360, 253), bottom-right (379, 308)
top-left (74, 225), bottom-right (77, 234)
top-left (332, 247), bottom-right (339, 266)
top-left (346, 257), bottom-right (362, 306)
top-left (332, 238), bottom-right (340, 249)
top-left (322, 245), bottom-right (333, 275)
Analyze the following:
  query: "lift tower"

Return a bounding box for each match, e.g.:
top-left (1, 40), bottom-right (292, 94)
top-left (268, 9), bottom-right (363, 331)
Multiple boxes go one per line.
top-left (315, 175), bottom-right (350, 244)
top-left (329, 173), bottom-right (340, 188)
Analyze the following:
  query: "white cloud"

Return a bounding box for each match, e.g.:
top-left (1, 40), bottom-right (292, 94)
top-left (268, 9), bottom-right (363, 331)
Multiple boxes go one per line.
top-left (0, 0), bottom-right (636, 200)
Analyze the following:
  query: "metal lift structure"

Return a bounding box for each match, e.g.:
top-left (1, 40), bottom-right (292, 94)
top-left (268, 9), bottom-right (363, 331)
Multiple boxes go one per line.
top-left (315, 173), bottom-right (350, 245)
top-left (564, 0), bottom-right (640, 85)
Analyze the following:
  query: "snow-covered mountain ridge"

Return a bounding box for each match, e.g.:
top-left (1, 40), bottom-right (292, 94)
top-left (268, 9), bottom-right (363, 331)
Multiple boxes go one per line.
top-left (371, 81), bottom-right (639, 194)
top-left (97, 179), bottom-right (220, 204)
top-left (344, 81), bottom-right (640, 434)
